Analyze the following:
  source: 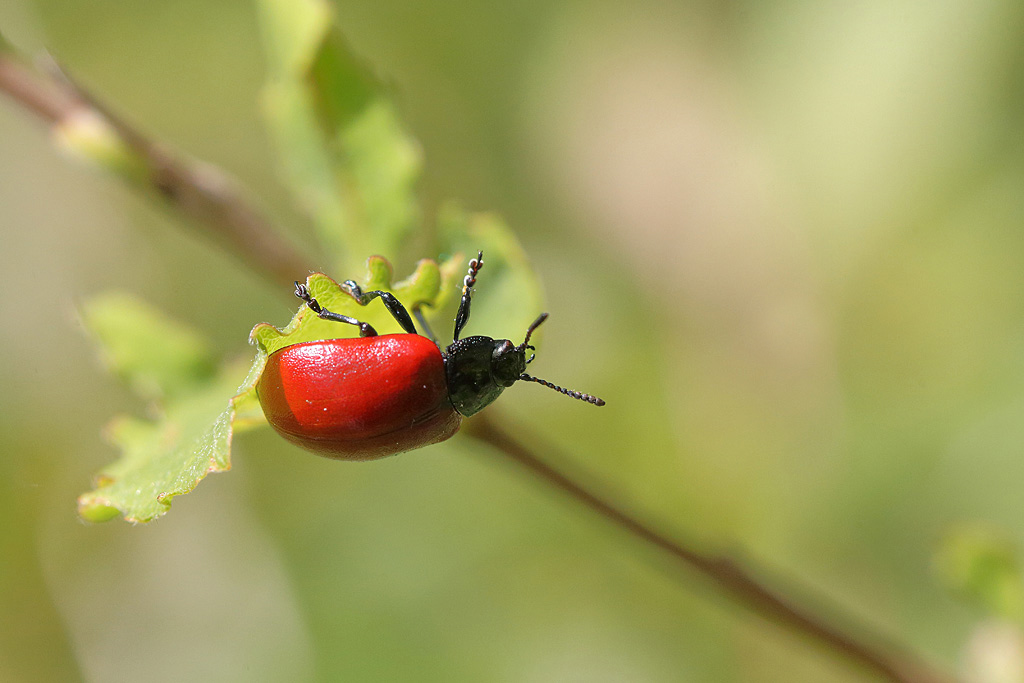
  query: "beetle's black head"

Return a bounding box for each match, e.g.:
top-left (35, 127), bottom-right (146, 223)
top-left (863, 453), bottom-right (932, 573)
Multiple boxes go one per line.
top-left (490, 339), bottom-right (528, 386)
top-left (444, 313), bottom-right (604, 416)
top-left (443, 335), bottom-right (525, 416)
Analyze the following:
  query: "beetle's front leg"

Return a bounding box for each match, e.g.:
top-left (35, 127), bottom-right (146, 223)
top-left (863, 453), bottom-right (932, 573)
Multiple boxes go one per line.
top-left (294, 282), bottom-right (377, 337)
top-left (452, 251), bottom-right (483, 342)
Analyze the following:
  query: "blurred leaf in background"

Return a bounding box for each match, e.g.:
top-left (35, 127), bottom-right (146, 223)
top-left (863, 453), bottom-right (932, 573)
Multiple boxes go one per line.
top-left (76, 293), bottom-right (245, 523)
top-left (937, 523), bottom-right (1024, 623)
top-left (259, 0), bottom-right (422, 272)
top-left (937, 524), bottom-right (1024, 683)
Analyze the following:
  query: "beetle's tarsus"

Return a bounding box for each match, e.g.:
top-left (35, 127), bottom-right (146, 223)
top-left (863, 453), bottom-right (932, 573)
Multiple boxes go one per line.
top-left (294, 282), bottom-right (325, 314)
top-left (341, 280), bottom-right (363, 299)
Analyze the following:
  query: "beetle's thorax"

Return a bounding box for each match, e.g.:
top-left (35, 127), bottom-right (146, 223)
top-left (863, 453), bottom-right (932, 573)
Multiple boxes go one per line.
top-left (444, 335), bottom-right (527, 416)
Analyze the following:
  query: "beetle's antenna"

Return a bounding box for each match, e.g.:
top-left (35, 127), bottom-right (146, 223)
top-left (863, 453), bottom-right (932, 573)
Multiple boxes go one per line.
top-left (519, 373), bottom-right (605, 406)
top-left (517, 314), bottom-right (598, 402)
top-left (520, 312), bottom-right (548, 350)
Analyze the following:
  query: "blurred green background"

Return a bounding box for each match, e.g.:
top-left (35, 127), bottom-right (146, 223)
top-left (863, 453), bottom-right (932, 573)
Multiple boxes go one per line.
top-left (3, 0), bottom-right (1024, 681)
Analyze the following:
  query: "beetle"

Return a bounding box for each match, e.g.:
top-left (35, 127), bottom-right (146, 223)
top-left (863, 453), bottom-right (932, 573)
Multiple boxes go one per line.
top-left (257, 251), bottom-right (604, 460)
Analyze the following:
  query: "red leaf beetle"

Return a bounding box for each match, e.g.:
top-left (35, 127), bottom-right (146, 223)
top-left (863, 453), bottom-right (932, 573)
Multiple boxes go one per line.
top-left (257, 252), bottom-right (605, 459)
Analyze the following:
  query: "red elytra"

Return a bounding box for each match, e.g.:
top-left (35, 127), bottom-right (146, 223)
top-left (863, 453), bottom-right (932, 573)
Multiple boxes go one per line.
top-left (257, 334), bottom-right (462, 460)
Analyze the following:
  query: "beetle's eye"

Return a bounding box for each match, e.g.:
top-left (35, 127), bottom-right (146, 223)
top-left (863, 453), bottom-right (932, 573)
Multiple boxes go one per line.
top-left (493, 340), bottom-right (515, 358)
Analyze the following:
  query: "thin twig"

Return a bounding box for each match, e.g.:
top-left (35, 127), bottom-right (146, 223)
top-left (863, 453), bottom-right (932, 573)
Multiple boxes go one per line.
top-left (0, 46), bottom-right (957, 683)
top-left (0, 53), bottom-right (309, 287)
top-left (466, 416), bottom-right (955, 683)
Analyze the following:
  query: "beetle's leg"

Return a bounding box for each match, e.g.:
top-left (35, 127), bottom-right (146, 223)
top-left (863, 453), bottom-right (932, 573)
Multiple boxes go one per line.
top-left (452, 250), bottom-right (483, 342)
top-left (295, 282), bottom-right (377, 337)
top-left (412, 306), bottom-right (439, 347)
top-left (340, 280), bottom-right (418, 335)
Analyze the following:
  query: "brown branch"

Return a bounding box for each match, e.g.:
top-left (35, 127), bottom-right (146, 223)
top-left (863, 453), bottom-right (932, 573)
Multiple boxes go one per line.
top-left (0, 53), bottom-right (309, 287)
top-left (0, 45), bottom-right (957, 683)
top-left (467, 416), bottom-right (955, 683)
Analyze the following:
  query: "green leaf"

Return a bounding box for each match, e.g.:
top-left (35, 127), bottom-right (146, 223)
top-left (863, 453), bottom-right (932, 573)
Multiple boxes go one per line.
top-left (77, 295), bottom-right (261, 523)
top-left (81, 292), bottom-right (217, 401)
top-left (936, 523), bottom-right (1024, 621)
top-left (237, 255), bottom-right (463, 409)
top-left (77, 362), bottom-right (252, 523)
top-left (258, 0), bottom-right (421, 271)
top-left (252, 256), bottom-right (461, 354)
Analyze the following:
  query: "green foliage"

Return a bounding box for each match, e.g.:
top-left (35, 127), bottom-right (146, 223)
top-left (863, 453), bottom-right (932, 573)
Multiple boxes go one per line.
top-left (77, 1), bottom-right (543, 523)
top-left (254, 257), bottom-right (456, 355)
top-left (936, 524), bottom-right (1024, 622)
top-left (82, 293), bottom-right (217, 401)
top-left (259, 0), bottom-right (421, 272)
top-left (76, 295), bottom-right (254, 523)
